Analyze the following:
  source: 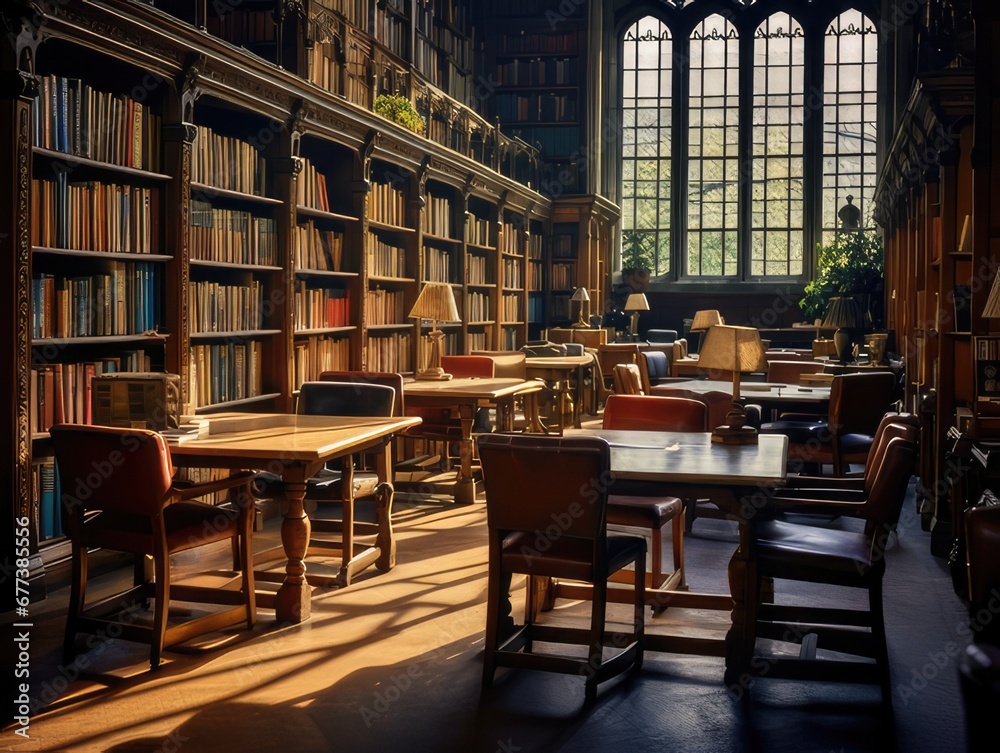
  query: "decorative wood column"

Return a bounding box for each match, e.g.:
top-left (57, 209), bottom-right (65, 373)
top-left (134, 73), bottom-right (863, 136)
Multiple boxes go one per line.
top-left (1, 4), bottom-right (41, 610)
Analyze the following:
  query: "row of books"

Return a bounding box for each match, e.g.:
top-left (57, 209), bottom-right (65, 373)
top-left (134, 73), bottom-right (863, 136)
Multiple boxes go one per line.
top-left (205, 9), bottom-right (276, 46)
top-left (500, 222), bottom-right (521, 255)
top-left (423, 193), bottom-right (453, 237)
top-left (369, 181), bottom-right (407, 226)
top-left (423, 247), bottom-right (455, 283)
top-left (192, 125), bottom-right (267, 196)
top-left (464, 291), bottom-right (489, 322)
top-left (188, 280), bottom-right (264, 333)
top-left (32, 177), bottom-right (159, 254)
top-left (549, 293), bottom-right (572, 320)
top-left (297, 157), bottom-right (332, 212)
top-left (527, 294), bottom-right (545, 323)
top-left (295, 285), bottom-right (352, 330)
top-left (313, 0), bottom-right (370, 28)
top-left (499, 31), bottom-right (578, 55)
top-left (415, 26), bottom-right (472, 71)
top-left (293, 334), bottom-right (352, 387)
top-left (528, 234), bottom-right (544, 259)
top-left (296, 222), bottom-right (345, 271)
top-left (32, 264), bottom-right (158, 339)
top-left (467, 330), bottom-right (490, 351)
top-left (550, 260), bottom-right (577, 289)
top-left (501, 326), bottom-right (520, 351)
top-left (33, 75), bottom-right (162, 171)
top-left (190, 202), bottom-right (278, 266)
top-left (29, 357), bottom-right (151, 433)
top-left (308, 39), bottom-right (345, 98)
top-left (496, 93), bottom-right (577, 122)
top-left (374, 3), bottom-right (409, 57)
top-left (345, 38), bottom-right (373, 110)
top-left (502, 294), bottom-right (522, 322)
top-left (466, 215), bottom-right (491, 245)
top-left (552, 233), bottom-right (576, 257)
top-left (367, 332), bottom-right (413, 373)
top-left (502, 258), bottom-right (522, 289)
top-left (189, 341), bottom-right (264, 408)
top-left (494, 57), bottom-right (579, 87)
top-left (366, 234), bottom-right (409, 277)
top-left (527, 263), bottom-right (543, 290)
top-left (365, 288), bottom-right (407, 325)
top-left (32, 461), bottom-right (63, 541)
top-left (467, 254), bottom-right (493, 285)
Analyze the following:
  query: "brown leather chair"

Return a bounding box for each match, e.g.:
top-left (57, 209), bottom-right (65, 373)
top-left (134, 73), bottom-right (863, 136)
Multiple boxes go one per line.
top-left (766, 359), bottom-right (826, 385)
top-left (597, 343), bottom-right (640, 392)
top-left (477, 433), bottom-right (645, 704)
top-left (747, 431), bottom-right (918, 705)
top-left (760, 372), bottom-right (898, 475)
top-left (51, 423), bottom-right (256, 670)
top-left (612, 363), bottom-right (645, 395)
top-left (601, 394), bottom-right (702, 596)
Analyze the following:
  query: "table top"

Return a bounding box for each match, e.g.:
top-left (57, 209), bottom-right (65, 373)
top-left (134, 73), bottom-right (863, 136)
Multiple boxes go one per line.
top-left (568, 428), bottom-right (789, 487)
top-left (657, 379), bottom-right (830, 405)
top-left (403, 377), bottom-right (544, 400)
top-left (168, 413), bottom-right (421, 462)
top-left (525, 355), bottom-right (594, 369)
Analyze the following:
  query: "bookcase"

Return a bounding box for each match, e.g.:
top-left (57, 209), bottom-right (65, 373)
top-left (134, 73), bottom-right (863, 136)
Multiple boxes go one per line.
top-left (0, 0), bottom-right (615, 601)
top-left (476, 0), bottom-right (588, 195)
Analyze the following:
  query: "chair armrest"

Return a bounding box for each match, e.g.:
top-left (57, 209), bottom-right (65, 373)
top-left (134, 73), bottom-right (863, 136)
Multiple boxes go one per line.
top-left (782, 475), bottom-right (864, 491)
top-left (762, 494), bottom-right (868, 517)
top-left (172, 470), bottom-right (256, 501)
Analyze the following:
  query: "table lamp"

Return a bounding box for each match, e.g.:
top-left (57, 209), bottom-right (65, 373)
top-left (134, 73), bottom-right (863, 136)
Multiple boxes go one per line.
top-left (571, 286), bottom-right (591, 328)
top-left (689, 309), bottom-right (724, 354)
top-left (624, 293), bottom-right (650, 340)
top-left (409, 283), bottom-right (461, 380)
top-left (696, 325), bottom-right (768, 444)
top-left (823, 295), bottom-right (864, 366)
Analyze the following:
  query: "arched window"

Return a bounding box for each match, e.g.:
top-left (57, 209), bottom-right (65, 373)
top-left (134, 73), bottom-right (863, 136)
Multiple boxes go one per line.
top-left (687, 14), bottom-right (739, 277)
top-left (617, 2), bottom-right (880, 285)
top-left (751, 12), bottom-right (805, 277)
top-left (823, 9), bottom-right (879, 241)
top-left (621, 17), bottom-right (672, 276)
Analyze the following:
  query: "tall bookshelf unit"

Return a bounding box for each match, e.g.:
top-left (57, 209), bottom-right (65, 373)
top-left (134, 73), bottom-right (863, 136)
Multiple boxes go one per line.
top-left (0, 0), bottom-right (617, 601)
top-left (877, 70), bottom-right (976, 549)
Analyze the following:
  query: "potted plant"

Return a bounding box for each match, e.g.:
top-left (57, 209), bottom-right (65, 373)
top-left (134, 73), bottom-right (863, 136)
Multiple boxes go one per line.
top-left (373, 93), bottom-right (425, 135)
top-left (799, 230), bottom-right (884, 326)
top-left (620, 229), bottom-right (655, 292)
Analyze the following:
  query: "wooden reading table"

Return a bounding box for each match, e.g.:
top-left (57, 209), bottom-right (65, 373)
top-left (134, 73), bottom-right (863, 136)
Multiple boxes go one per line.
top-left (169, 412), bottom-right (421, 624)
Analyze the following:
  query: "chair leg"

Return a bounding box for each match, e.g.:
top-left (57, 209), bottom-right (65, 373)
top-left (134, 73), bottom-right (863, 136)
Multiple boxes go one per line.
top-left (672, 511), bottom-right (685, 590)
top-left (585, 577), bottom-right (607, 704)
top-left (63, 541), bottom-right (87, 664)
top-left (633, 549), bottom-right (645, 673)
top-left (869, 580), bottom-right (892, 706)
top-left (482, 556), bottom-right (502, 687)
top-left (374, 482), bottom-right (396, 572)
top-left (150, 548), bottom-right (170, 670)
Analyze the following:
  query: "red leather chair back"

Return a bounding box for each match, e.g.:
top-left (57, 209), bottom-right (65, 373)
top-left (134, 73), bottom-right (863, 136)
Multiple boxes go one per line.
top-left (441, 355), bottom-right (495, 379)
top-left (602, 395), bottom-right (707, 432)
top-left (49, 424), bottom-right (173, 517)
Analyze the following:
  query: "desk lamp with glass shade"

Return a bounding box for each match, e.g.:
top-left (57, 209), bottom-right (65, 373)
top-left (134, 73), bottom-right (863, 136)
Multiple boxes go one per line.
top-left (689, 309), bottom-right (724, 353)
top-left (409, 283), bottom-right (461, 380)
top-left (570, 286), bottom-right (591, 328)
top-left (696, 325), bottom-right (768, 444)
top-left (624, 293), bottom-right (650, 340)
top-left (823, 295), bottom-right (864, 366)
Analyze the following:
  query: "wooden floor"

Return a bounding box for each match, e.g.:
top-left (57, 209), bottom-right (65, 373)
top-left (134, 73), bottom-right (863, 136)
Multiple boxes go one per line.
top-left (1, 480), bottom-right (969, 753)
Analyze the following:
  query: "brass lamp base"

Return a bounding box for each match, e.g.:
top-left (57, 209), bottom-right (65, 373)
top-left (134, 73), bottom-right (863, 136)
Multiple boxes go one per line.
top-left (711, 425), bottom-right (759, 445)
top-left (414, 367), bottom-right (453, 381)
top-left (710, 401), bottom-right (758, 444)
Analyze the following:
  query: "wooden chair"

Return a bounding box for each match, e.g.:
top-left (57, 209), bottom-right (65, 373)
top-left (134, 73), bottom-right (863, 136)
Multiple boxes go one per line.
top-left (252, 381), bottom-right (398, 586)
top-left (601, 394), bottom-right (703, 597)
top-left (766, 359), bottom-right (826, 385)
top-left (812, 339), bottom-right (839, 358)
top-left (760, 372), bottom-right (898, 475)
top-left (612, 363), bottom-right (645, 395)
top-left (440, 354), bottom-right (495, 378)
top-left (597, 343), bottom-right (640, 398)
top-left (50, 424), bottom-right (256, 670)
top-left (477, 434), bottom-right (645, 704)
top-left (747, 431), bottom-right (918, 705)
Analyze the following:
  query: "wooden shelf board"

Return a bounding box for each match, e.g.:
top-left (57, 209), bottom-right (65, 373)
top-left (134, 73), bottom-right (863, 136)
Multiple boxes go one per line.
top-left (189, 329), bottom-right (282, 340)
top-left (33, 246), bottom-right (172, 261)
top-left (466, 320), bottom-right (496, 326)
top-left (368, 323), bottom-right (413, 330)
top-left (368, 219), bottom-right (417, 234)
top-left (191, 259), bottom-right (283, 271)
top-left (369, 275), bottom-right (417, 284)
top-left (32, 147), bottom-right (172, 181)
top-left (32, 334), bottom-right (168, 346)
top-left (190, 182), bottom-right (282, 206)
top-left (421, 232), bottom-right (461, 246)
top-left (194, 393), bottom-right (281, 413)
top-left (466, 282), bottom-right (497, 288)
top-left (465, 243), bottom-right (494, 253)
top-left (293, 326), bottom-right (356, 335)
top-left (295, 268), bottom-right (359, 278)
top-left (296, 205), bottom-right (358, 223)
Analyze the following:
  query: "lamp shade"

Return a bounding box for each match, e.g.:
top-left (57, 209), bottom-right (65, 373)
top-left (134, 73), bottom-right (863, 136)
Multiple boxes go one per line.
top-left (697, 325), bottom-right (768, 373)
top-left (624, 293), bottom-right (650, 312)
top-left (409, 283), bottom-right (460, 322)
top-left (822, 296), bottom-right (864, 329)
top-left (571, 286), bottom-right (591, 302)
top-left (690, 309), bottom-right (724, 332)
